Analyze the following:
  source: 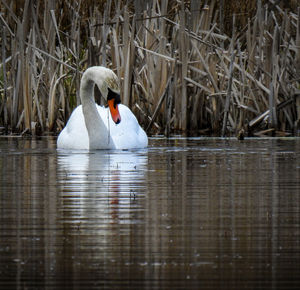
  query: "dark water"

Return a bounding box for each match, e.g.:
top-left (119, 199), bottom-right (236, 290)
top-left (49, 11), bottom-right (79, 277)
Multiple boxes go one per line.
top-left (0, 137), bottom-right (299, 289)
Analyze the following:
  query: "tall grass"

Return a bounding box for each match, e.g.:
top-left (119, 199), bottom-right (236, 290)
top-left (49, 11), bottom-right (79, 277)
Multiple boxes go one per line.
top-left (0, 0), bottom-right (300, 137)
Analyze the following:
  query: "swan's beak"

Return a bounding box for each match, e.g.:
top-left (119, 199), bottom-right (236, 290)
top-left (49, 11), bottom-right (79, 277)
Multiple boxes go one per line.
top-left (108, 99), bottom-right (121, 124)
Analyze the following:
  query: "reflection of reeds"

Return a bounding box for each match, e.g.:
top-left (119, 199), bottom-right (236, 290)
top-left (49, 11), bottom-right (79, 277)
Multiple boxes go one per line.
top-left (0, 1), bottom-right (300, 136)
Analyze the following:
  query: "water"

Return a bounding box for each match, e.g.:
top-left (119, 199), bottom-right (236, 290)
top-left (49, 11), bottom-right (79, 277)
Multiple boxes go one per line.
top-left (0, 137), bottom-right (299, 289)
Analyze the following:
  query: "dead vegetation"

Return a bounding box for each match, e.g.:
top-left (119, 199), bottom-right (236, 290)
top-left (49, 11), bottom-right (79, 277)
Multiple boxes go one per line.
top-left (0, 0), bottom-right (300, 137)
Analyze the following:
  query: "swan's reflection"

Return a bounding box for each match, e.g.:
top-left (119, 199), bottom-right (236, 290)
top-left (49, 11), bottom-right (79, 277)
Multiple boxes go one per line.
top-left (50, 150), bottom-right (148, 284)
top-left (57, 149), bottom-right (148, 224)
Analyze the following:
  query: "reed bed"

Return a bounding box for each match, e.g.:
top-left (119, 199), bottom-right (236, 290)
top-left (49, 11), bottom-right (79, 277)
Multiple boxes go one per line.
top-left (0, 0), bottom-right (300, 137)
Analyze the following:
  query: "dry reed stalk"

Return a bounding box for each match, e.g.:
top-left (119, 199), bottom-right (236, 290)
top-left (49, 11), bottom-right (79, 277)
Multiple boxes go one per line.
top-left (165, 76), bottom-right (174, 137)
top-left (12, 22), bottom-right (23, 130)
top-left (23, 56), bottom-right (31, 131)
top-left (179, 6), bottom-right (188, 131)
top-left (269, 26), bottom-right (280, 129)
top-left (236, 40), bottom-right (246, 131)
top-left (111, 28), bottom-right (121, 78)
top-left (296, 8), bottom-right (300, 126)
top-left (146, 76), bottom-right (171, 132)
top-left (123, 11), bottom-right (136, 107)
top-left (48, 73), bottom-right (67, 131)
top-left (152, 1), bottom-right (169, 119)
top-left (1, 26), bottom-right (8, 129)
top-left (32, 59), bottom-right (46, 132)
top-left (221, 50), bottom-right (236, 137)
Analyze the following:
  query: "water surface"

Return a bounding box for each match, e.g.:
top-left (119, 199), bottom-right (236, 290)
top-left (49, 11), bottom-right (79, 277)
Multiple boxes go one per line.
top-left (0, 137), bottom-right (299, 289)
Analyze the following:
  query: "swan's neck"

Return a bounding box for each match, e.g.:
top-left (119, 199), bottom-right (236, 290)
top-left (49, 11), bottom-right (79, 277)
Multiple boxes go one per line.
top-left (80, 72), bottom-right (115, 149)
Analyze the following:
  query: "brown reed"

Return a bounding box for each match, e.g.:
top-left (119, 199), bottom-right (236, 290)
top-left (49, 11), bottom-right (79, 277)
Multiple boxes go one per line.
top-left (0, 0), bottom-right (300, 137)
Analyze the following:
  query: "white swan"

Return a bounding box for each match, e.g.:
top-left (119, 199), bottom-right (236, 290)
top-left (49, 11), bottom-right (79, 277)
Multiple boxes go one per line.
top-left (57, 66), bottom-right (148, 150)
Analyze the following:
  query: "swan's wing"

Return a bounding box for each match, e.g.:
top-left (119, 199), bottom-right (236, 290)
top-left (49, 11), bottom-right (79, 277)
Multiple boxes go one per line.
top-left (109, 105), bottom-right (148, 149)
top-left (57, 105), bottom-right (89, 149)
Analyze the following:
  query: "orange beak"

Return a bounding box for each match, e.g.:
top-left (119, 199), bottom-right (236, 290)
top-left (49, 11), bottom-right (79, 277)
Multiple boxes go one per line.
top-left (108, 99), bottom-right (121, 124)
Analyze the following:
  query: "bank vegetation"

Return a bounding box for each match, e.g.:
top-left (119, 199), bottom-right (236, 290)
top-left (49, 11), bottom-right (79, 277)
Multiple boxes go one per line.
top-left (1, 0), bottom-right (300, 137)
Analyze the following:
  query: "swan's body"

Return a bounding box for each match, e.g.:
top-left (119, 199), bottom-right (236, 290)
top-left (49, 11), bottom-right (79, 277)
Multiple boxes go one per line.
top-left (57, 66), bottom-right (148, 150)
top-left (57, 104), bottom-right (147, 149)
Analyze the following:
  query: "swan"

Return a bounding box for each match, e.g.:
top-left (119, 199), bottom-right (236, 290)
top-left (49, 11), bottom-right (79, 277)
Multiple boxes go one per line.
top-left (57, 66), bottom-right (148, 150)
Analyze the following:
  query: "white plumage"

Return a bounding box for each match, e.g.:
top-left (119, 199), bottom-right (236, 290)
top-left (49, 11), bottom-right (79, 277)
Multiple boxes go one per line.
top-left (57, 66), bottom-right (148, 150)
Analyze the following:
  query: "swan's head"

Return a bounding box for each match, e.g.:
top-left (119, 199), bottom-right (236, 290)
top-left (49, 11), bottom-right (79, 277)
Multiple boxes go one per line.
top-left (81, 66), bottom-right (122, 125)
top-left (103, 74), bottom-right (121, 125)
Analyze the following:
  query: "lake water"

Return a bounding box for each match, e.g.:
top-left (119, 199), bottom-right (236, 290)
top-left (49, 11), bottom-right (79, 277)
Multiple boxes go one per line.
top-left (0, 137), bottom-right (299, 289)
